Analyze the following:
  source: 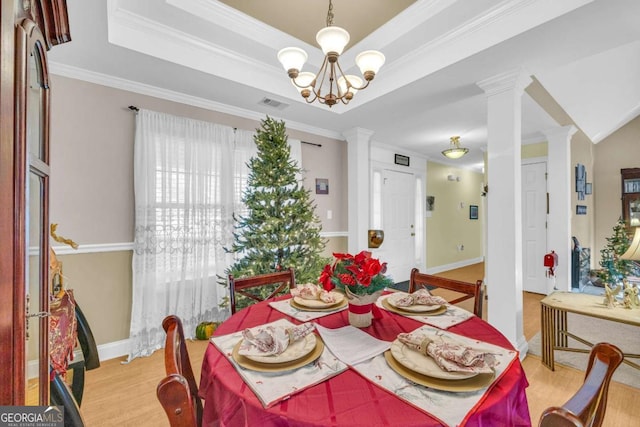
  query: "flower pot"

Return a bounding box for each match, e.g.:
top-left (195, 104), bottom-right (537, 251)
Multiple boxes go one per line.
top-left (345, 287), bottom-right (383, 328)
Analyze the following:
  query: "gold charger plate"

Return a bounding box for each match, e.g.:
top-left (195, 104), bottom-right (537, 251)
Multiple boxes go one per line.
top-left (290, 297), bottom-right (347, 312)
top-left (387, 293), bottom-right (443, 313)
top-left (292, 291), bottom-right (345, 309)
top-left (381, 297), bottom-right (447, 316)
top-left (242, 333), bottom-right (317, 364)
top-left (232, 334), bottom-right (325, 372)
top-left (384, 351), bottom-right (495, 392)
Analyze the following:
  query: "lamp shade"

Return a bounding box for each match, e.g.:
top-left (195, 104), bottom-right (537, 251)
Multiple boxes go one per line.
top-left (338, 75), bottom-right (363, 95)
top-left (442, 148), bottom-right (469, 159)
top-left (316, 26), bottom-right (349, 55)
top-left (355, 50), bottom-right (385, 74)
top-left (293, 72), bottom-right (316, 93)
top-left (621, 227), bottom-right (640, 260)
top-left (277, 47), bottom-right (308, 71)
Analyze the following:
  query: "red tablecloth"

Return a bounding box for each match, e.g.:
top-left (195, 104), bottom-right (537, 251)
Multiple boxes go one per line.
top-left (199, 296), bottom-right (531, 426)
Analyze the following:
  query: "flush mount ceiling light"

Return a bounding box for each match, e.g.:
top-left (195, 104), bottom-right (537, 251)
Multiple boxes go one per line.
top-left (277, 0), bottom-right (385, 108)
top-left (442, 136), bottom-right (469, 159)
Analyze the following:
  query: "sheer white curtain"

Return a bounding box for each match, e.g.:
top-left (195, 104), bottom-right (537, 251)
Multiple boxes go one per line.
top-left (128, 109), bottom-right (255, 360)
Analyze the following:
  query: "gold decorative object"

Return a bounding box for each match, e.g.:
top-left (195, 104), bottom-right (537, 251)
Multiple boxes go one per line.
top-left (603, 283), bottom-right (621, 308)
top-left (622, 280), bottom-right (639, 309)
top-left (49, 224), bottom-right (78, 296)
top-left (51, 223), bottom-right (78, 249)
top-left (368, 229), bottom-right (384, 248)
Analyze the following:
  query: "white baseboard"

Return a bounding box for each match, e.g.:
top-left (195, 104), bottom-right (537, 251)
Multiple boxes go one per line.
top-left (425, 257), bottom-right (484, 275)
top-left (97, 338), bottom-right (131, 362)
top-left (28, 339), bottom-right (131, 379)
top-left (517, 334), bottom-right (529, 361)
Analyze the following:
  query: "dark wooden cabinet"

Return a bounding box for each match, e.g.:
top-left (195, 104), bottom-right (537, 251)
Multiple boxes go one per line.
top-left (621, 168), bottom-right (640, 228)
top-left (0, 0), bottom-right (70, 405)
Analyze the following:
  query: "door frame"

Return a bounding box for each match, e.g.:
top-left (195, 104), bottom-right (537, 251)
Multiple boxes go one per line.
top-left (370, 159), bottom-right (426, 280)
top-left (522, 157), bottom-right (548, 294)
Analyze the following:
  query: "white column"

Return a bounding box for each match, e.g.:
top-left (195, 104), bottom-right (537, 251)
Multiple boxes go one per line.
top-left (343, 128), bottom-right (374, 253)
top-left (544, 125), bottom-right (577, 292)
top-left (477, 69), bottom-right (532, 355)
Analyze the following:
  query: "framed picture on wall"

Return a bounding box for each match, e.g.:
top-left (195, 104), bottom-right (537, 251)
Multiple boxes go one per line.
top-left (585, 183), bottom-right (592, 195)
top-left (469, 205), bottom-right (478, 220)
top-left (315, 178), bottom-right (329, 195)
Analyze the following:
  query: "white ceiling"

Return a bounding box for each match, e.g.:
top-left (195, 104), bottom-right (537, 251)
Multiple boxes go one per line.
top-left (48, 0), bottom-right (640, 171)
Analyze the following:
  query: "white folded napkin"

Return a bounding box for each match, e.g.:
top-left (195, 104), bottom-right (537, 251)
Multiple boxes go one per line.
top-left (291, 283), bottom-right (339, 303)
top-left (397, 332), bottom-right (496, 374)
top-left (393, 289), bottom-right (448, 307)
top-left (239, 323), bottom-right (316, 357)
top-left (315, 324), bottom-right (391, 365)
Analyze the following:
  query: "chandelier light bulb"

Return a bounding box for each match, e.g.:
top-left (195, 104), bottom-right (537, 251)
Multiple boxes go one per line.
top-left (338, 75), bottom-right (363, 96)
top-left (277, 47), bottom-right (308, 74)
top-left (355, 50), bottom-right (385, 77)
top-left (316, 26), bottom-right (350, 55)
top-left (293, 72), bottom-right (316, 93)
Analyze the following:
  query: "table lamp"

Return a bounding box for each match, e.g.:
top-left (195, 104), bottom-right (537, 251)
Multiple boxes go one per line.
top-left (621, 227), bottom-right (640, 260)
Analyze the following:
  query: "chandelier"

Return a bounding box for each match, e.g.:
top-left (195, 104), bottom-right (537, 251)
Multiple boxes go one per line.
top-left (277, 0), bottom-right (385, 107)
top-left (442, 136), bottom-right (469, 159)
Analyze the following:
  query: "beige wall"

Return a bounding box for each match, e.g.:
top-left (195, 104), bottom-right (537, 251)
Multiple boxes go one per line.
top-left (425, 162), bottom-right (484, 268)
top-left (49, 75), bottom-right (347, 346)
top-left (522, 142), bottom-right (548, 159)
top-left (526, 78), bottom-right (596, 265)
top-left (594, 115), bottom-right (640, 260)
top-left (571, 133), bottom-right (595, 256)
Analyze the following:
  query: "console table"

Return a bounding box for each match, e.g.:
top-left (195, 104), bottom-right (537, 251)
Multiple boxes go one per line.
top-left (540, 291), bottom-right (640, 371)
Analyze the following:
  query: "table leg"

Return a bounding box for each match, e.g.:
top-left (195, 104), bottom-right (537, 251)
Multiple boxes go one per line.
top-left (541, 303), bottom-right (555, 370)
top-left (557, 309), bottom-right (567, 348)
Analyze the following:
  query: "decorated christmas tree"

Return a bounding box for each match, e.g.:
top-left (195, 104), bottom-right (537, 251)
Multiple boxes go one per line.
top-left (223, 116), bottom-right (329, 310)
top-left (599, 218), bottom-right (632, 285)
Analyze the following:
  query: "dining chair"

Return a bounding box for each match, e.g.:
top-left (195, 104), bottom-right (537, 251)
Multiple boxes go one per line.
top-left (157, 315), bottom-right (203, 427)
top-left (408, 268), bottom-right (483, 316)
top-left (538, 342), bottom-right (624, 427)
top-left (228, 268), bottom-right (296, 314)
top-left (50, 371), bottom-right (86, 426)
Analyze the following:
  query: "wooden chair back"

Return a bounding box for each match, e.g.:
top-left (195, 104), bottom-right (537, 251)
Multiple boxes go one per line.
top-left (538, 342), bottom-right (624, 427)
top-left (157, 315), bottom-right (202, 427)
top-left (409, 268), bottom-right (483, 316)
top-left (229, 268), bottom-right (296, 314)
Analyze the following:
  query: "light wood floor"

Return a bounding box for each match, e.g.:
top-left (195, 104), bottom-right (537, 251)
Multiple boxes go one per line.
top-left (79, 263), bottom-right (639, 426)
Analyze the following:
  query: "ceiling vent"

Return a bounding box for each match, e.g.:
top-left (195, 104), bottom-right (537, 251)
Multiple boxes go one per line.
top-left (258, 97), bottom-right (289, 110)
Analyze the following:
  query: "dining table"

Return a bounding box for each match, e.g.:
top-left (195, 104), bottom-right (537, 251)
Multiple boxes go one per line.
top-left (199, 293), bottom-right (532, 426)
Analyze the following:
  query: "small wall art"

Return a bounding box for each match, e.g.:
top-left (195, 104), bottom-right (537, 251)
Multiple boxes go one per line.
top-left (315, 178), bottom-right (329, 195)
top-left (585, 183), bottom-right (592, 195)
top-left (426, 196), bottom-right (435, 212)
top-left (470, 205), bottom-right (478, 220)
top-left (576, 205), bottom-right (587, 215)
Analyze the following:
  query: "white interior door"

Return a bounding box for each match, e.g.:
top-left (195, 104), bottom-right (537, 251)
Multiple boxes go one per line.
top-left (522, 161), bottom-right (548, 294)
top-left (381, 170), bottom-right (415, 283)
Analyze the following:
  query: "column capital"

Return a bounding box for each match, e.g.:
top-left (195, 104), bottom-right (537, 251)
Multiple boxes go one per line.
top-left (342, 127), bottom-right (375, 143)
top-left (543, 125), bottom-right (578, 141)
top-left (477, 68), bottom-right (532, 97)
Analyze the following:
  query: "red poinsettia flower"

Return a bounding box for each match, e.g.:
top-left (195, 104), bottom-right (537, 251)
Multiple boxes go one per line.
top-left (319, 264), bottom-right (335, 291)
top-left (318, 250), bottom-right (393, 295)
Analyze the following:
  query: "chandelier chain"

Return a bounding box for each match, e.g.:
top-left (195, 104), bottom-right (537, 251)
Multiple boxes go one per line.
top-left (326, 0), bottom-right (334, 27)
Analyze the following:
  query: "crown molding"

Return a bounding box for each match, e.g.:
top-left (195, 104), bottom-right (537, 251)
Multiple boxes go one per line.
top-left (49, 62), bottom-right (343, 141)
